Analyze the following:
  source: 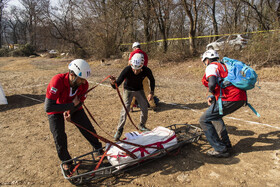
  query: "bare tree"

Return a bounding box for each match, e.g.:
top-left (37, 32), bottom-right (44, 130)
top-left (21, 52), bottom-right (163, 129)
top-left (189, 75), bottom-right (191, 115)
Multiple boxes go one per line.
top-left (240, 0), bottom-right (270, 30)
top-left (0, 0), bottom-right (9, 48)
top-left (19, 0), bottom-right (50, 49)
top-left (79, 0), bottom-right (135, 57)
top-left (6, 7), bottom-right (21, 45)
top-left (45, 0), bottom-right (90, 56)
top-left (181, 0), bottom-right (203, 55)
top-left (136, 0), bottom-right (154, 52)
top-left (265, 0), bottom-right (280, 27)
top-left (150, 0), bottom-right (173, 53)
top-left (204, 0), bottom-right (219, 40)
top-left (3, 0), bottom-right (280, 58)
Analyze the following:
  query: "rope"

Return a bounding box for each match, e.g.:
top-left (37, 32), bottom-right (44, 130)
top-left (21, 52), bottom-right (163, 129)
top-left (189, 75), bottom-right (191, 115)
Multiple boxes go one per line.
top-left (82, 103), bottom-right (114, 138)
top-left (83, 75), bottom-right (138, 131)
top-left (91, 145), bottom-right (112, 177)
top-left (68, 161), bottom-right (82, 177)
top-left (68, 75), bottom-right (152, 162)
top-left (69, 120), bottom-right (137, 159)
top-left (85, 75), bottom-right (112, 95)
top-left (114, 82), bottom-right (138, 130)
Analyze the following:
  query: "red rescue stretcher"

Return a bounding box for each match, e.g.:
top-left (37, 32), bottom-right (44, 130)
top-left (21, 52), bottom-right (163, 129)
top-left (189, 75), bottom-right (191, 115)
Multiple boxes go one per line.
top-left (60, 123), bottom-right (202, 185)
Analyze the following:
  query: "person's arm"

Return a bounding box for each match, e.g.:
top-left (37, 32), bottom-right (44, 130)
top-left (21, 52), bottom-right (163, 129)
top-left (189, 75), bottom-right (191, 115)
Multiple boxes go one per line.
top-left (44, 97), bottom-right (75, 113)
top-left (110, 67), bottom-right (129, 89)
top-left (64, 97), bottom-right (83, 121)
top-left (207, 76), bottom-right (217, 94)
top-left (206, 75), bottom-right (217, 105)
top-left (146, 68), bottom-right (155, 101)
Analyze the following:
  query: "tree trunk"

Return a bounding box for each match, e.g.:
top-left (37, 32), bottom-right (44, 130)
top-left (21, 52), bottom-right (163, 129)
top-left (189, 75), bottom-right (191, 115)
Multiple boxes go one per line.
top-left (182, 0), bottom-right (198, 55)
top-left (0, 0), bottom-right (3, 48)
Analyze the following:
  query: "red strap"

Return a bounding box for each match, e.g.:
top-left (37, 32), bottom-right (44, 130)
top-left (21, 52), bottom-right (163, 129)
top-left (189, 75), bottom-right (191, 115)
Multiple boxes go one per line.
top-left (85, 75), bottom-right (112, 95)
top-left (83, 103), bottom-right (113, 138)
top-left (84, 75), bottom-right (138, 131)
top-left (70, 120), bottom-right (137, 159)
top-left (69, 75), bottom-right (147, 160)
top-left (131, 135), bottom-right (176, 156)
top-left (111, 135), bottom-right (177, 158)
top-left (91, 145), bottom-right (112, 176)
top-left (68, 161), bottom-right (82, 177)
top-left (114, 83), bottom-right (138, 130)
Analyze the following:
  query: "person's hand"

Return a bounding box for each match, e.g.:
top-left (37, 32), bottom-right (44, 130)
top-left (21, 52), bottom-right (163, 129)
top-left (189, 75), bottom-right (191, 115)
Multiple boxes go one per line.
top-left (110, 76), bottom-right (116, 85)
top-left (207, 95), bottom-right (215, 106)
top-left (73, 95), bottom-right (80, 106)
top-left (64, 111), bottom-right (71, 122)
top-left (147, 93), bottom-right (153, 101)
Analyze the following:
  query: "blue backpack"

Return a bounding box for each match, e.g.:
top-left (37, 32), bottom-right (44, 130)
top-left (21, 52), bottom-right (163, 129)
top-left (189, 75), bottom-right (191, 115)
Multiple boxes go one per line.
top-left (221, 57), bottom-right (258, 90)
top-left (217, 57), bottom-right (260, 117)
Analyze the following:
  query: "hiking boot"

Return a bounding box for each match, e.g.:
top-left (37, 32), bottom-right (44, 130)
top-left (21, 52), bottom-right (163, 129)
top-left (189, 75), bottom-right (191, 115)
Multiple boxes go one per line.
top-left (151, 106), bottom-right (157, 111)
top-left (94, 149), bottom-right (106, 159)
top-left (138, 124), bottom-right (150, 132)
top-left (62, 163), bottom-right (75, 177)
top-left (114, 128), bottom-right (123, 140)
top-left (207, 149), bottom-right (230, 158)
top-left (97, 149), bottom-right (105, 156)
top-left (226, 144), bottom-right (232, 150)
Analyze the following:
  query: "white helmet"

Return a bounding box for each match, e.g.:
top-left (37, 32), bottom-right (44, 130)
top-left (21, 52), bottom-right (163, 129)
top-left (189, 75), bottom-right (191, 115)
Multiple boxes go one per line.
top-left (130, 53), bottom-right (144, 70)
top-left (201, 50), bottom-right (219, 62)
top-left (132, 42), bottom-right (140, 49)
top-left (68, 59), bottom-right (91, 79)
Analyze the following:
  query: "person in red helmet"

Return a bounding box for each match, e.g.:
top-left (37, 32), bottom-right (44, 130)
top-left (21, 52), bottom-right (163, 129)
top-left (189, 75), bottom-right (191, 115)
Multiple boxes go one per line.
top-left (44, 59), bottom-right (102, 172)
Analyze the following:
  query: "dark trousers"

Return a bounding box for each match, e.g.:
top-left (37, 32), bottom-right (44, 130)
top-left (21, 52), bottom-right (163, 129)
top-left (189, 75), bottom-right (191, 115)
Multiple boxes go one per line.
top-left (48, 109), bottom-right (102, 162)
top-left (199, 100), bottom-right (246, 152)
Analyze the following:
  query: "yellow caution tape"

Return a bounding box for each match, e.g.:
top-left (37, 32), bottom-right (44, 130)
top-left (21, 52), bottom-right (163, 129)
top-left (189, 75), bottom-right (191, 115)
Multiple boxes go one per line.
top-left (121, 29), bottom-right (279, 46)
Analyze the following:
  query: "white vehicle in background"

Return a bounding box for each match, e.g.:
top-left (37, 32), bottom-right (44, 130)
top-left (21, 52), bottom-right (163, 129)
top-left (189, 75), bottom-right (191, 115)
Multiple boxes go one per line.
top-left (206, 34), bottom-right (249, 51)
top-left (49, 49), bottom-right (58, 54)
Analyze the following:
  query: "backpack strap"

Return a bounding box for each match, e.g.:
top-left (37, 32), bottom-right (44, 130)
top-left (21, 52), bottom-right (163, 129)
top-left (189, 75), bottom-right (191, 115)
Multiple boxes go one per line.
top-left (212, 61), bottom-right (226, 115)
top-left (217, 90), bottom-right (260, 117)
top-left (245, 95), bottom-right (260, 117)
top-left (218, 95), bottom-right (223, 115)
top-left (247, 103), bottom-right (261, 117)
top-left (217, 63), bottom-right (226, 115)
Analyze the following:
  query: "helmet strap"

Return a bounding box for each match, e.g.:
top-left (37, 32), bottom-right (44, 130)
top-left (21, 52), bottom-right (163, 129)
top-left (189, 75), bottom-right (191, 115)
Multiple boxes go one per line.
top-left (69, 71), bottom-right (78, 87)
top-left (72, 76), bottom-right (78, 84)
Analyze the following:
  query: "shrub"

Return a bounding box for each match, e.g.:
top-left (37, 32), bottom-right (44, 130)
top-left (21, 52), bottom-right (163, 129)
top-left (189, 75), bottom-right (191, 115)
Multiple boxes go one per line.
top-left (9, 49), bottom-right (24, 57)
top-left (9, 44), bottom-right (36, 57)
top-left (222, 32), bottom-right (280, 67)
top-left (245, 32), bottom-right (280, 67)
top-left (20, 44), bottom-right (36, 56)
top-left (0, 48), bottom-right (9, 57)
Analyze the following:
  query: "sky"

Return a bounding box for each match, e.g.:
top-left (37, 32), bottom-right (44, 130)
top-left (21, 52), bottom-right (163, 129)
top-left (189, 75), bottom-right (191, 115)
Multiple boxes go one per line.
top-left (7, 0), bottom-right (59, 8)
top-left (7, 0), bottom-right (21, 7)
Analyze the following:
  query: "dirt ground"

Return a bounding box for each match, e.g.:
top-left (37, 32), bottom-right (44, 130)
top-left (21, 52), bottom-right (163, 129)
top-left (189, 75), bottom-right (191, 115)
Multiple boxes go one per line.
top-left (0, 56), bottom-right (280, 187)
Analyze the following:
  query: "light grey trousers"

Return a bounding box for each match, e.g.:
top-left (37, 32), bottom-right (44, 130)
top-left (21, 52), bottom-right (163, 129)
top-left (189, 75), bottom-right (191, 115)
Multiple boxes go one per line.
top-left (117, 89), bottom-right (148, 130)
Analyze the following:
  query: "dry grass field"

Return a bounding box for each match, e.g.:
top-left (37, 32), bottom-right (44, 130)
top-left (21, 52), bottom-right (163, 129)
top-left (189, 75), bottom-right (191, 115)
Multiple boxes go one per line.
top-left (0, 56), bottom-right (280, 186)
